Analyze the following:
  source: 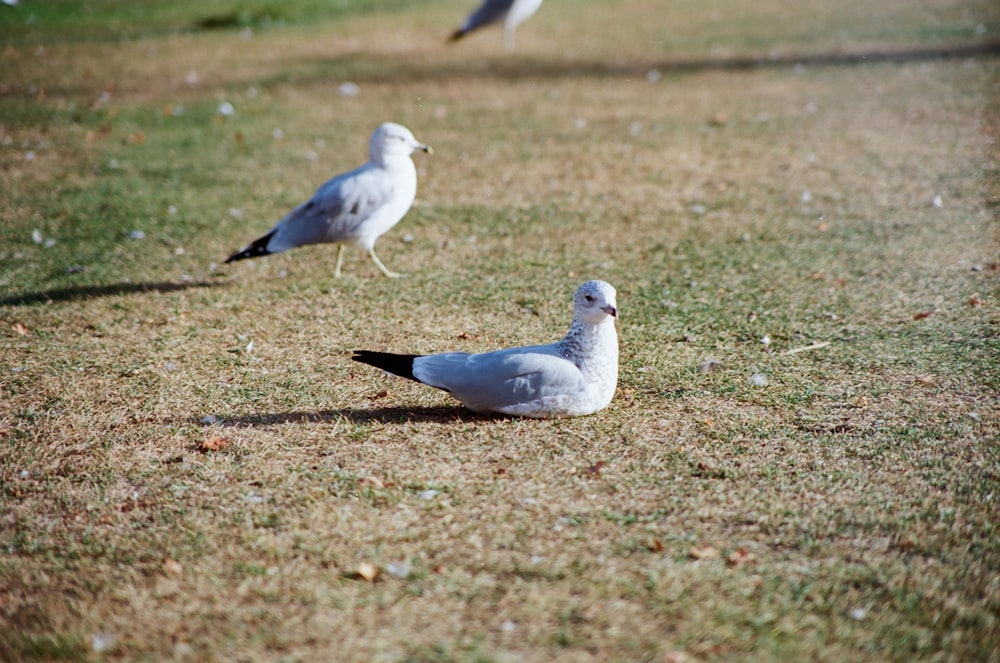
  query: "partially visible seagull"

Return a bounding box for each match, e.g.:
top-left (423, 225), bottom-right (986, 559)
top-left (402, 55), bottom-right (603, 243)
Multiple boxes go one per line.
top-left (447, 0), bottom-right (544, 50)
top-left (226, 122), bottom-right (431, 278)
top-left (352, 280), bottom-right (619, 418)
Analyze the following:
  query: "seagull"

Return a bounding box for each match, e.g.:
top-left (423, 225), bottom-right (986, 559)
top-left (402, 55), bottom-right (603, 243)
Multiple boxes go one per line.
top-left (352, 280), bottom-right (619, 418)
top-left (447, 0), bottom-right (544, 50)
top-left (225, 122), bottom-right (431, 278)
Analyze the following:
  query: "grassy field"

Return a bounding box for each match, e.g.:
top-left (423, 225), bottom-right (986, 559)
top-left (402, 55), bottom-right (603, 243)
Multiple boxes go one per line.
top-left (2, 0), bottom-right (999, 660)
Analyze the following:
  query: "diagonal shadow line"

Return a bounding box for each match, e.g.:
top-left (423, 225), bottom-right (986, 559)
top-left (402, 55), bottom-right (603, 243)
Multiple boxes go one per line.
top-left (283, 40), bottom-right (1000, 87)
top-left (0, 280), bottom-right (226, 306)
top-left (16, 41), bottom-right (1000, 102)
top-left (195, 406), bottom-right (503, 427)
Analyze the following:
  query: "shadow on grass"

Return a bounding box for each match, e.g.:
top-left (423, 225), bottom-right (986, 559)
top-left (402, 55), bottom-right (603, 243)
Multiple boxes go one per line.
top-left (285, 40), bottom-right (1000, 86)
top-left (18, 40), bottom-right (1000, 101)
top-left (0, 280), bottom-right (225, 306)
top-left (205, 406), bottom-right (501, 427)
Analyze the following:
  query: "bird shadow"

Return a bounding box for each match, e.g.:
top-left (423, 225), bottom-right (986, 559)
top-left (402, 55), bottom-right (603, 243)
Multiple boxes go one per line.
top-left (0, 280), bottom-right (226, 306)
top-left (197, 406), bottom-right (504, 428)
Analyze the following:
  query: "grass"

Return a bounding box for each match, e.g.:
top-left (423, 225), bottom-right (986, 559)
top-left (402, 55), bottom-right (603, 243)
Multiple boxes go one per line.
top-left (2, 0), bottom-right (999, 660)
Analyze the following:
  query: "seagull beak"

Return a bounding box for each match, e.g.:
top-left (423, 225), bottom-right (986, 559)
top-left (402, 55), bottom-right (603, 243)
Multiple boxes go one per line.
top-left (602, 305), bottom-right (618, 318)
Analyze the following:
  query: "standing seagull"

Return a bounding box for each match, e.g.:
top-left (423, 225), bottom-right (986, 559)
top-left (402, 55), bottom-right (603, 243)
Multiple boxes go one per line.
top-left (353, 280), bottom-right (619, 418)
top-left (447, 0), bottom-right (544, 50)
top-left (225, 122), bottom-right (431, 278)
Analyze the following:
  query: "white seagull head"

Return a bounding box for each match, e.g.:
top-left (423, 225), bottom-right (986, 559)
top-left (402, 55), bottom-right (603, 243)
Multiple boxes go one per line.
top-left (573, 280), bottom-right (618, 326)
top-left (370, 122), bottom-right (432, 162)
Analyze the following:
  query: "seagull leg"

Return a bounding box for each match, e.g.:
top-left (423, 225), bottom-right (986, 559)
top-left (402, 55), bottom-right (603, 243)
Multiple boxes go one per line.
top-left (368, 248), bottom-right (403, 278)
top-left (334, 244), bottom-right (345, 278)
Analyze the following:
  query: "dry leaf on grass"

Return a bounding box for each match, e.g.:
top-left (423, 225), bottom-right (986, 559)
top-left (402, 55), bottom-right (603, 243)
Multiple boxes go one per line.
top-left (645, 538), bottom-right (665, 553)
top-left (367, 390), bottom-right (390, 401)
top-left (726, 548), bottom-right (755, 566)
top-left (163, 559), bottom-right (183, 576)
top-left (358, 475), bottom-right (384, 488)
top-left (199, 435), bottom-right (230, 452)
top-left (697, 357), bottom-right (725, 373)
top-left (968, 293), bottom-right (981, 307)
top-left (355, 562), bottom-right (378, 582)
top-left (12, 322), bottom-right (29, 335)
top-left (689, 545), bottom-right (720, 561)
top-left (913, 310), bottom-right (936, 320)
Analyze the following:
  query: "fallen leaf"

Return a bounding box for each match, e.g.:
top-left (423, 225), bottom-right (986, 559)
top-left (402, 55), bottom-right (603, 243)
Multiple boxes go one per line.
top-left (646, 538), bottom-right (665, 553)
top-left (689, 545), bottom-right (720, 561)
top-left (163, 559), bottom-right (183, 576)
top-left (358, 475), bottom-right (384, 488)
top-left (200, 435), bottom-right (230, 452)
top-left (726, 548), bottom-right (755, 566)
top-left (708, 111), bottom-right (728, 126)
top-left (968, 293), bottom-right (981, 307)
top-left (913, 310), bottom-right (935, 320)
top-left (586, 461), bottom-right (606, 476)
top-left (367, 390), bottom-right (389, 401)
top-left (356, 561), bottom-right (378, 582)
top-left (456, 331), bottom-right (477, 340)
top-left (12, 322), bottom-right (29, 335)
top-left (697, 358), bottom-right (725, 373)
top-left (914, 375), bottom-right (935, 386)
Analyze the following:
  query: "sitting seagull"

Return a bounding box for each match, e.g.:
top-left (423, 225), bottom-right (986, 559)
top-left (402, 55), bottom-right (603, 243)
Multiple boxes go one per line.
top-left (225, 122), bottom-right (431, 278)
top-left (353, 280), bottom-right (619, 418)
top-left (447, 0), bottom-right (544, 50)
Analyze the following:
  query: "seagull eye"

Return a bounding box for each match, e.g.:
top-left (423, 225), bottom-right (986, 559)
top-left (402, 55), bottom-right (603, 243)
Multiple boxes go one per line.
top-left (584, 294), bottom-right (594, 303)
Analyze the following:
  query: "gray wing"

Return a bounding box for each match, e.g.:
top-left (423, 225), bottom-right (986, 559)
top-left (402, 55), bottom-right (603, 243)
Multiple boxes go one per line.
top-left (461, 0), bottom-right (514, 31)
top-left (412, 346), bottom-right (586, 414)
top-left (268, 163), bottom-right (395, 252)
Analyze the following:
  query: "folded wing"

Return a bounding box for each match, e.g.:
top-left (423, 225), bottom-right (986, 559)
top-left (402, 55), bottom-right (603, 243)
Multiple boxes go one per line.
top-left (268, 165), bottom-right (395, 252)
top-left (413, 347), bottom-right (586, 415)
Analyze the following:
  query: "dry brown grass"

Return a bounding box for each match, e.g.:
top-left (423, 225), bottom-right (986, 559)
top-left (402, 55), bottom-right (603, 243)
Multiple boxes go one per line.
top-left (2, 0), bottom-right (999, 660)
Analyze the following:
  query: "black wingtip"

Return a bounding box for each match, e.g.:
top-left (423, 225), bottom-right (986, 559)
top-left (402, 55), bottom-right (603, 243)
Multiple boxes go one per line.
top-left (225, 231), bottom-right (275, 263)
top-left (352, 351), bottom-right (424, 383)
top-left (447, 29), bottom-right (466, 43)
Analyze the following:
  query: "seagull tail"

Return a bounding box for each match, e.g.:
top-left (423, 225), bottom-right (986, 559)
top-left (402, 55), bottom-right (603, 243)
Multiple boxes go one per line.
top-left (352, 351), bottom-right (424, 383)
top-left (225, 231), bottom-right (276, 263)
